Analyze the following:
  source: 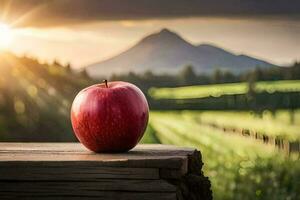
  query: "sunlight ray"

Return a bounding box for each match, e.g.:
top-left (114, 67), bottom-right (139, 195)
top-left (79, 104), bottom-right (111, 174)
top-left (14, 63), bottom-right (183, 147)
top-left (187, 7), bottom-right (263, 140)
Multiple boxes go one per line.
top-left (2, 54), bottom-right (72, 115)
top-left (0, 0), bottom-right (13, 22)
top-left (0, 23), bottom-right (13, 49)
top-left (10, 2), bottom-right (50, 28)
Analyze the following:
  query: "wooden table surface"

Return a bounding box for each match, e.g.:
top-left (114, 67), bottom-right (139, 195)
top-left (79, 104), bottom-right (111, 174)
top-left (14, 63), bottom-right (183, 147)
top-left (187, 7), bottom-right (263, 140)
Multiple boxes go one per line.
top-left (0, 143), bottom-right (212, 200)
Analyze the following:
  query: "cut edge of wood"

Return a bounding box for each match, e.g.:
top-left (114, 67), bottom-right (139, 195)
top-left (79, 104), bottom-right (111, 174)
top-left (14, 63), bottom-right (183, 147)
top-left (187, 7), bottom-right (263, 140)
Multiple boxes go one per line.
top-left (160, 150), bottom-right (213, 200)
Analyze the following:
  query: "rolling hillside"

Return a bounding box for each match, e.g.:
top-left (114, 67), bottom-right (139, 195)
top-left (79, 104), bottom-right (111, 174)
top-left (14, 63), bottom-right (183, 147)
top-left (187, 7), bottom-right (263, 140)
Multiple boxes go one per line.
top-left (0, 52), bottom-right (93, 141)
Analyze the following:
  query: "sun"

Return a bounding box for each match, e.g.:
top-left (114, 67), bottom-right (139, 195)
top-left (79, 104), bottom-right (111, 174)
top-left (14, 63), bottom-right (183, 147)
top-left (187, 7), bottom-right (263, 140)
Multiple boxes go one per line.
top-left (0, 23), bottom-right (13, 49)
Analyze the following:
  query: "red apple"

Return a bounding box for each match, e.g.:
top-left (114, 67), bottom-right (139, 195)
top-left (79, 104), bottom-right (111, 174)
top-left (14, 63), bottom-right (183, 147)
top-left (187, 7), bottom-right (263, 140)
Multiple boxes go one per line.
top-left (71, 80), bottom-right (149, 152)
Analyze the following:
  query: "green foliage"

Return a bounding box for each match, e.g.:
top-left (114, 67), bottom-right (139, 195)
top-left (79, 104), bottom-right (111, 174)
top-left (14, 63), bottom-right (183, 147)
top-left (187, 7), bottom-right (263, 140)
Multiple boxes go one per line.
top-left (147, 111), bottom-right (300, 200)
top-left (150, 80), bottom-right (300, 100)
top-left (149, 80), bottom-right (300, 111)
top-left (233, 157), bottom-right (300, 200)
top-left (150, 82), bottom-right (247, 99)
top-left (192, 110), bottom-right (300, 141)
top-left (140, 124), bottom-right (160, 144)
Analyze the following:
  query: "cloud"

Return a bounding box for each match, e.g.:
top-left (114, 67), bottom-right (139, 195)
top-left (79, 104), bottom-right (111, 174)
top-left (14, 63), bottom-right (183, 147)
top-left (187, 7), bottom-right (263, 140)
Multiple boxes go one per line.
top-left (1, 0), bottom-right (300, 27)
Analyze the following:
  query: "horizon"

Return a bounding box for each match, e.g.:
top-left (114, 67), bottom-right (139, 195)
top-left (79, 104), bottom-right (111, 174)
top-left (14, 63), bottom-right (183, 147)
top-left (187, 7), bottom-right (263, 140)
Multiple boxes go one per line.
top-left (0, 0), bottom-right (299, 69)
top-left (86, 28), bottom-right (290, 68)
top-left (2, 23), bottom-right (300, 69)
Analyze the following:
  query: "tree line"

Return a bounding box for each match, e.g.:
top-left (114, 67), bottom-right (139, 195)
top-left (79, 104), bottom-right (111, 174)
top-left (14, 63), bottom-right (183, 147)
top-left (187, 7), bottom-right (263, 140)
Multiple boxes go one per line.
top-left (92, 62), bottom-right (300, 92)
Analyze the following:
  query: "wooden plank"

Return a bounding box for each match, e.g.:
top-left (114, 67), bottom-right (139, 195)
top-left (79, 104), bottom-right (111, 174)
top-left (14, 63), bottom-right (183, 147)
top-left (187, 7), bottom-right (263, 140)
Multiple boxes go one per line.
top-left (0, 180), bottom-right (176, 192)
top-left (0, 143), bottom-right (194, 171)
top-left (160, 168), bottom-right (184, 179)
top-left (0, 143), bottom-right (212, 200)
top-left (0, 191), bottom-right (176, 200)
top-left (0, 165), bottom-right (159, 180)
top-left (0, 143), bottom-right (213, 200)
top-left (0, 143), bottom-right (194, 153)
top-left (0, 158), bottom-right (186, 170)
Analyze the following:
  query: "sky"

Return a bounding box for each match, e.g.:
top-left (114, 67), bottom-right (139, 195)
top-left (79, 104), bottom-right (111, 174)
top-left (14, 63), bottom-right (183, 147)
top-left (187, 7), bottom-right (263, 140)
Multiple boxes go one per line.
top-left (0, 0), bottom-right (299, 68)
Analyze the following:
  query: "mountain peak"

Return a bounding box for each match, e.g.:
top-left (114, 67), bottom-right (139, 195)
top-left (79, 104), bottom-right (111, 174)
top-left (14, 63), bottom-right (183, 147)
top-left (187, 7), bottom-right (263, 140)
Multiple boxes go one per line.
top-left (159, 28), bottom-right (173, 35)
top-left (139, 28), bottom-right (186, 44)
top-left (156, 28), bottom-right (180, 38)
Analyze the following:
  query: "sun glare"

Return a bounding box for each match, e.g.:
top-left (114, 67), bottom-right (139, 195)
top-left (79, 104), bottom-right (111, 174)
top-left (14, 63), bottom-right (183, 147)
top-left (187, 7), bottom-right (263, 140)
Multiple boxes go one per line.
top-left (0, 23), bottom-right (13, 49)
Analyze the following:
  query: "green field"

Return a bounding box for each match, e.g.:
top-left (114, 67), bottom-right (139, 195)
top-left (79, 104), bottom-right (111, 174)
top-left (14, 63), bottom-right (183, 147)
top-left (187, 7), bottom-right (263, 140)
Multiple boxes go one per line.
top-left (142, 111), bottom-right (300, 200)
top-left (192, 110), bottom-right (300, 141)
top-left (149, 80), bottom-right (300, 99)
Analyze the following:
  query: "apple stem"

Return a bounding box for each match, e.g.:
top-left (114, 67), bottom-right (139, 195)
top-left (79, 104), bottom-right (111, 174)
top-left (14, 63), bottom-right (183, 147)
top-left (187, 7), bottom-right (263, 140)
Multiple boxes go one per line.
top-left (103, 79), bottom-right (108, 88)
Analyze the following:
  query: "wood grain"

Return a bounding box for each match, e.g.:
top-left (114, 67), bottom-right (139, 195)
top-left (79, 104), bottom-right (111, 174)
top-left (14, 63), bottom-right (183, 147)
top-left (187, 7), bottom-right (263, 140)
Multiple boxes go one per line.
top-left (0, 143), bottom-right (212, 200)
top-left (0, 191), bottom-right (176, 200)
top-left (0, 179), bottom-right (176, 192)
top-left (0, 165), bottom-right (159, 180)
top-left (0, 143), bottom-right (194, 153)
top-left (0, 143), bottom-right (193, 170)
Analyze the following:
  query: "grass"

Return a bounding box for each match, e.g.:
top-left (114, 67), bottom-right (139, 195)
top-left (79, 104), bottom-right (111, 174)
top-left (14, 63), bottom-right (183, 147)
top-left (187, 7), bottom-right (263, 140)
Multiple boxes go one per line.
top-left (149, 80), bottom-right (300, 100)
top-left (143, 111), bottom-right (300, 200)
top-left (192, 110), bottom-right (300, 141)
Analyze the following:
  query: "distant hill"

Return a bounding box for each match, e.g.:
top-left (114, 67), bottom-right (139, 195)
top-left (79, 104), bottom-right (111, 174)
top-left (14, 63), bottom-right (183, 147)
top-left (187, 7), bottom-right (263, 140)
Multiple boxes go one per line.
top-left (87, 28), bottom-right (276, 78)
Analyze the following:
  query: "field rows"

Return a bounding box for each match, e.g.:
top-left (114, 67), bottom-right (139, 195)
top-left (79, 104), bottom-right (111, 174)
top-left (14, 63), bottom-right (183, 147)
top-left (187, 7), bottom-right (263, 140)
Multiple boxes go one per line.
top-left (192, 110), bottom-right (300, 142)
top-left (149, 112), bottom-right (273, 200)
top-left (153, 110), bottom-right (300, 142)
top-left (145, 111), bottom-right (300, 200)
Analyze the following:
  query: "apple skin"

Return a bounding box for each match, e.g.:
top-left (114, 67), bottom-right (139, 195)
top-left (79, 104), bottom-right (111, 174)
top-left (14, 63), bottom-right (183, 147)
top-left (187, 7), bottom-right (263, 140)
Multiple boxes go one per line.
top-left (71, 81), bottom-right (149, 153)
